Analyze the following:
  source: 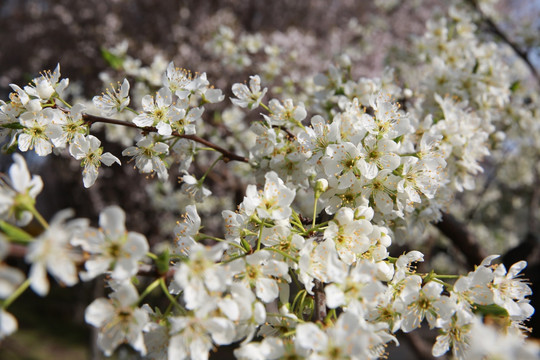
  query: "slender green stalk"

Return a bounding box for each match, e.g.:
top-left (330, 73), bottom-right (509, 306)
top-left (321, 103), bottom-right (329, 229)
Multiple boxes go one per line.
top-left (200, 155), bottom-right (223, 183)
top-left (260, 103), bottom-right (271, 113)
top-left (29, 207), bottom-right (48, 229)
top-left (2, 278), bottom-right (31, 309)
top-left (198, 232), bottom-right (245, 252)
top-left (55, 97), bottom-right (72, 109)
top-left (266, 247), bottom-right (299, 263)
top-left (137, 278), bottom-right (161, 304)
top-left (159, 278), bottom-right (185, 313)
top-left (291, 210), bottom-right (306, 232)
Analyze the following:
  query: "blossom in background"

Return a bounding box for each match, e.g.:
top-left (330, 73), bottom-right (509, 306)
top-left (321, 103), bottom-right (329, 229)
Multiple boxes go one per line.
top-left (25, 209), bottom-right (87, 296)
top-left (122, 136), bottom-right (169, 181)
top-left (92, 79), bottom-right (130, 117)
top-left (172, 242), bottom-right (229, 309)
top-left (0, 309), bottom-right (17, 340)
top-left (230, 75), bottom-right (267, 109)
top-left (69, 134), bottom-right (121, 188)
top-left (264, 98), bottom-right (307, 126)
top-left (180, 172), bottom-right (212, 202)
top-left (72, 205), bottom-right (148, 281)
top-left (0, 153), bottom-right (43, 226)
top-left (173, 204), bottom-right (201, 254)
top-left (85, 282), bottom-right (148, 356)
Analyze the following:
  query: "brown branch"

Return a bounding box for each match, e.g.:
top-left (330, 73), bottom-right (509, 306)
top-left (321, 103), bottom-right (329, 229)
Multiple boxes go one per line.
top-left (313, 279), bottom-right (327, 322)
top-left (80, 113), bottom-right (249, 163)
top-left (435, 213), bottom-right (488, 269)
top-left (466, 0), bottom-right (540, 85)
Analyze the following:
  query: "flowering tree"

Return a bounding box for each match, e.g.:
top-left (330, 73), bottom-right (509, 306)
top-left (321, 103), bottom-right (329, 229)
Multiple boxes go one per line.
top-left (0, 0), bottom-right (539, 359)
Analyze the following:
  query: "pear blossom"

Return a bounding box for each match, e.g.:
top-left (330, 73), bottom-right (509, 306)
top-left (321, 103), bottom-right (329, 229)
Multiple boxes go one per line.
top-left (321, 142), bottom-right (361, 189)
top-left (51, 104), bottom-right (88, 147)
top-left (173, 204), bottom-right (201, 254)
top-left (168, 314), bottom-right (236, 360)
top-left (69, 134), bottom-right (121, 188)
top-left (23, 64), bottom-right (69, 102)
top-left (398, 280), bottom-right (444, 332)
top-left (18, 108), bottom-right (62, 156)
top-left (242, 171), bottom-right (295, 221)
top-left (230, 75), bottom-right (267, 109)
top-left (72, 205), bottom-right (148, 281)
top-left (85, 282), bottom-right (149, 356)
top-left (323, 207), bottom-right (372, 264)
top-left (122, 136), bottom-right (169, 180)
top-left (172, 242), bottom-right (229, 309)
top-left (92, 79), bottom-right (130, 116)
top-left (180, 172), bottom-right (212, 202)
top-left (264, 98), bottom-right (307, 126)
top-left (25, 209), bottom-right (87, 296)
top-left (0, 153), bottom-right (43, 226)
top-left (132, 87), bottom-right (174, 135)
top-left (235, 337), bottom-right (285, 360)
top-left (229, 251), bottom-right (289, 303)
top-left (298, 238), bottom-right (348, 294)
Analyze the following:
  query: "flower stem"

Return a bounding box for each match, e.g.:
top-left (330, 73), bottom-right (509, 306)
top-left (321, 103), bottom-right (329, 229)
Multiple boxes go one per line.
top-left (29, 207), bottom-right (48, 229)
top-left (200, 155), bottom-right (223, 183)
top-left (137, 278), bottom-right (161, 304)
top-left (2, 278), bottom-right (31, 309)
top-left (159, 278), bottom-right (185, 313)
top-left (266, 247), bottom-right (299, 263)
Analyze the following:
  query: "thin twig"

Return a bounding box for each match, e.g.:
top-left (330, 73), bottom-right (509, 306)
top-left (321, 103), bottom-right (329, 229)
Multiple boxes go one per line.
top-left (80, 113), bottom-right (249, 163)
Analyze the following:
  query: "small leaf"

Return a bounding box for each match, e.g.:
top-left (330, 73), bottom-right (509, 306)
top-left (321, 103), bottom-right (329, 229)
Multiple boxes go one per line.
top-left (156, 249), bottom-right (170, 275)
top-left (473, 303), bottom-right (509, 317)
top-left (101, 48), bottom-right (124, 70)
top-left (0, 220), bottom-right (33, 243)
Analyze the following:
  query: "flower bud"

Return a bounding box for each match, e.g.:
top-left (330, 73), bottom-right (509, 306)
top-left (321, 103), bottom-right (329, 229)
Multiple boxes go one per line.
top-left (314, 179), bottom-right (328, 196)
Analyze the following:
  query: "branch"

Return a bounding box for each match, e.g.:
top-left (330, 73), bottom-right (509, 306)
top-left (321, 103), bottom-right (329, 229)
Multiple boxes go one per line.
top-left (435, 213), bottom-right (488, 269)
top-left (80, 113), bottom-right (249, 163)
top-left (313, 279), bottom-right (327, 322)
top-left (466, 0), bottom-right (540, 85)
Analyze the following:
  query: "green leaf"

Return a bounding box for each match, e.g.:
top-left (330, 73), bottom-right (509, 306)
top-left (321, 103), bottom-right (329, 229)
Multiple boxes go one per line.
top-left (473, 303), bottom-right (509, 317)
top-left (100, 48), bottom-right (124, 70)
top-left (0, 220), bottom-right (33, 243)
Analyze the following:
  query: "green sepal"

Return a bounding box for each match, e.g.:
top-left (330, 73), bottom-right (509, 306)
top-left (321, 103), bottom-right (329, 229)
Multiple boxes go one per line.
top-left (156, 249), bottom-right (170, 275)
top-left (510, 80), bottom-right (520, 93)
top-left (0, 220), bottom-right (33, 243)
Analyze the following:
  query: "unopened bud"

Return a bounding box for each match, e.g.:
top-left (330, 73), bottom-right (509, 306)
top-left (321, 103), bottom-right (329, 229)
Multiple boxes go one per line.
top-left (315, 179), bottom-right (328, 196)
